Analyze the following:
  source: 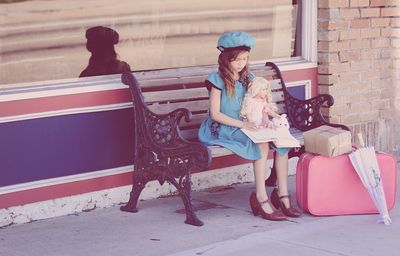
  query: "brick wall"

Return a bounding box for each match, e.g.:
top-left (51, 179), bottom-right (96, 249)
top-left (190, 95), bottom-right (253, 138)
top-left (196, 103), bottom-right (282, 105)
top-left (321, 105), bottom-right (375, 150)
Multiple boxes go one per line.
top-left (318, 0), bottom-right (400, 159)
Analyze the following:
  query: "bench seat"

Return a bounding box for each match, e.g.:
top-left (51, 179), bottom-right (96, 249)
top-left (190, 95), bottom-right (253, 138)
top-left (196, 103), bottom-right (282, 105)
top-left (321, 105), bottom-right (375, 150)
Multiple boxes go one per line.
top-left (205, 127), bottom-right (304, 158)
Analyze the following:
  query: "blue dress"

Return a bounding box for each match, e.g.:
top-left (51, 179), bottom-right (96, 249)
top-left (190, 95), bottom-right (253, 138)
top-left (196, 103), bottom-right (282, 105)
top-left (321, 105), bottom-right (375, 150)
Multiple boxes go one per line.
top-left (198, 72), bottom-right (289, 160)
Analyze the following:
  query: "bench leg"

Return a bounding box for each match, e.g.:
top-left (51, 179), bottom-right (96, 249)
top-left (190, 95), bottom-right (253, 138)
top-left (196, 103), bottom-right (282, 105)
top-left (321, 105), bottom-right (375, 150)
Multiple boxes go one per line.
top-left (120, 181), bottom-right (145, 213)
top-left (265, 151), bottom-right (278, 187)
top-left (265, 147), bottom-right (305, 187)
top-left (168, 175), bottom-right (204, 227)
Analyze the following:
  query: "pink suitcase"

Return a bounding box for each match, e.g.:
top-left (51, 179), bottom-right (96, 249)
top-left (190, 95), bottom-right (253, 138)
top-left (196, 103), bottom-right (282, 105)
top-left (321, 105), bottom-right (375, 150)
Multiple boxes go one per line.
top-left (296, 151), bottom-right (397, 216)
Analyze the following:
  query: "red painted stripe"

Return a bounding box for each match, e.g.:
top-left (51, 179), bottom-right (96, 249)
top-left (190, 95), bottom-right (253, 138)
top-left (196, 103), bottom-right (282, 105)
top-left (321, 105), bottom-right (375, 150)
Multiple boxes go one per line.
top-left (0, 172), bottom-right (133, 209)
top-left (281, 67), bottom-right (318, 97)
top-left (0, 89), bottom-right (131, 117)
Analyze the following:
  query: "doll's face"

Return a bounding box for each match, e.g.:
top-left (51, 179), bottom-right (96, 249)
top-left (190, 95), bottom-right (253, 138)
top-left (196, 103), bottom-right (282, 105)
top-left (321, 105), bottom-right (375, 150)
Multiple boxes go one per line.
top-left (255, 87), bottom-right (269, 100)
top-left (230, 51), bottom-right (249, 74)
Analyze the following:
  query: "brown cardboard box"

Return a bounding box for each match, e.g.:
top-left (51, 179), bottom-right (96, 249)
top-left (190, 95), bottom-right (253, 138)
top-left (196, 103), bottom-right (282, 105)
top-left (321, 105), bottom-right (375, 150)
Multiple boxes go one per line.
top-left (303, 125), bottom-right (352, 157)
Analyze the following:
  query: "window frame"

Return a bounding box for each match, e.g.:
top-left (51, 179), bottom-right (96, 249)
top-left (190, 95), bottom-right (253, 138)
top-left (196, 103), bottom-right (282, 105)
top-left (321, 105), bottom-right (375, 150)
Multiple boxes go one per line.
top-left (286, 80), bottom-right (312, 100)
top-left (1, 0), bottom-right (317, 90)
top-left (251, 0), bottom-right (317, 71)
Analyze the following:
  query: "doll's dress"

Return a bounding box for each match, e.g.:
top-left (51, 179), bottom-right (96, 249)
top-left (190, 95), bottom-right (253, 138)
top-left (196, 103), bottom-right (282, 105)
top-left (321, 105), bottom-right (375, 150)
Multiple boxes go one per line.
top-left (242, 97), bottom-right (269, 126)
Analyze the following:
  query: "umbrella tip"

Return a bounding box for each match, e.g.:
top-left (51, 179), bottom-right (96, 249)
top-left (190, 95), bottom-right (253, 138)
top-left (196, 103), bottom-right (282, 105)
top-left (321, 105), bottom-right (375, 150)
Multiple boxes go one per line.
top-left (377, 216), bottom-right (392, 225)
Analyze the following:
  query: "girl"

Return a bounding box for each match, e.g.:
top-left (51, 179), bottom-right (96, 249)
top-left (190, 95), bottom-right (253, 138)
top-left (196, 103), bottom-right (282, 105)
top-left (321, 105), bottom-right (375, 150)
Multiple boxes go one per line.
top-left (198, 31), bottom-right (301, 220)
top-left (240, 76), bottom-right (281, 128)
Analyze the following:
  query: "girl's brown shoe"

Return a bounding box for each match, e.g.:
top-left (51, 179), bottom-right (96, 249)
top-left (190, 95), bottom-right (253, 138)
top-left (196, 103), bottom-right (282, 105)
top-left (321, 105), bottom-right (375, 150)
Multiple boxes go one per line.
top-left (249, 192), bottom-right (287, 221)
top-left (271, 188), bottom-right (301, 218)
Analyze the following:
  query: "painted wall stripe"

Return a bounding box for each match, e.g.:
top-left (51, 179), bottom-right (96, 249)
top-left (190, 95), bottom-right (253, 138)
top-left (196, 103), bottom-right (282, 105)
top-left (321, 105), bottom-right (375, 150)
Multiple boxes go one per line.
top-left (0, 102), bottom-right (132, 123)
top-left (0, 165), bottom-right (133, 195)
top-left (0, 172), bottom-right (133, 209)
top-left (0, 76), bottom-right (123, 102)
top-left (1, 108), bottom-right (134, 187)
top-left (0, 89), bottom-right (131, 118)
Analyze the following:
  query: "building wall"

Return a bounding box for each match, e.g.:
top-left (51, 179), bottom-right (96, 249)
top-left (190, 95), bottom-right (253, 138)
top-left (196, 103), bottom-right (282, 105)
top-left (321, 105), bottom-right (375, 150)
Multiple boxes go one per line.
top-left (318, 0), bottom-right (400, 159)
top-left (0, 66), bottom-right (316, 227)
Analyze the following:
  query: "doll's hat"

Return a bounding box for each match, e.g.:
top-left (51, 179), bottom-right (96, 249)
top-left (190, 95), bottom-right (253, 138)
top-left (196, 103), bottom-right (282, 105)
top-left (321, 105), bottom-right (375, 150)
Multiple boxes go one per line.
top-left (217, 31), bottom-right (255, 52)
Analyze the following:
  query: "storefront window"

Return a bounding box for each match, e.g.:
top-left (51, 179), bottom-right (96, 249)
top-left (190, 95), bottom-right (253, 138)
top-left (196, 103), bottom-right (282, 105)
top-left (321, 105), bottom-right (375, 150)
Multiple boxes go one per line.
top-left (0, 0), bottom-right (301, 85)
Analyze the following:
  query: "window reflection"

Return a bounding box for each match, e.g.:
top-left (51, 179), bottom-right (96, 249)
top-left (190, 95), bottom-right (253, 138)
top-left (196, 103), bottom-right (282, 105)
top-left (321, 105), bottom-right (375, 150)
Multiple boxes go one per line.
top-left (0, 0), bottom-right (300, 85)
top-left (79, 26), bottom-right (131, 78)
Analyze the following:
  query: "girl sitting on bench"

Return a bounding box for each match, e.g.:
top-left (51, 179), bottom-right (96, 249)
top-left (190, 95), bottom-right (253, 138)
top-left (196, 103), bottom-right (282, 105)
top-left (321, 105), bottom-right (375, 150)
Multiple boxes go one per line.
top-left (198, 31), bottom-right (301, 220)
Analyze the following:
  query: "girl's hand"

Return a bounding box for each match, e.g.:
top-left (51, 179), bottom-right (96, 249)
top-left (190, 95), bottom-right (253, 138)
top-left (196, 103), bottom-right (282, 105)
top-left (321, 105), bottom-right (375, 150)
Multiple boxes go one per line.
top-left (261, 114), bottom-right (271, 126)
top-left (264, 120), bottom-right (276, 130)
top-left (241, 121), bottom-right (259, 130)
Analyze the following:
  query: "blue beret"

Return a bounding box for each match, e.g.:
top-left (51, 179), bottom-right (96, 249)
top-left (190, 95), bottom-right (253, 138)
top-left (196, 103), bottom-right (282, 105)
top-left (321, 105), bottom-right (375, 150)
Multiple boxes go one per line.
top-left (217, 31), bottom-right (255, 52)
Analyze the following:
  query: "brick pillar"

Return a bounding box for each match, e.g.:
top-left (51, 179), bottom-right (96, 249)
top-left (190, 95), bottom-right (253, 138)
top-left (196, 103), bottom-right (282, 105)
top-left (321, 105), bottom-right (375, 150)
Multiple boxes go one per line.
top-left (318, 0), bottom-right (400, 158)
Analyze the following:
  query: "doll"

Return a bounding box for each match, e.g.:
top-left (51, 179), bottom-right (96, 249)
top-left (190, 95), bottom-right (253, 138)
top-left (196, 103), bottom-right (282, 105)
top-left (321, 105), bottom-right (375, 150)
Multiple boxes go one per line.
top-left (240, 77), bottom-right (282, 128)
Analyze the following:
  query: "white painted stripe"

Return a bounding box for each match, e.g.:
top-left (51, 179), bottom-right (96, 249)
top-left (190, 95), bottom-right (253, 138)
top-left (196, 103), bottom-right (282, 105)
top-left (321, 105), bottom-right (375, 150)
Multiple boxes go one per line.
top-left (251, 61), bottom-right (317, 71)
top-left (279, 62), bottom-right (318, 71)
top-left (0, 165), bottom-right (133, 195)
top-left (0, 102), bottom-right (133, 123)
top-left (0, 80), bottom-right (126, 102)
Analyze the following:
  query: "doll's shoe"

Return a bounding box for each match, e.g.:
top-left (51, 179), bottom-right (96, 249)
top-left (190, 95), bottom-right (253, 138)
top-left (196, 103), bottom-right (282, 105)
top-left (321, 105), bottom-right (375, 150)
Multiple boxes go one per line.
top-left (270, 188), bottom-right (301, 217)
top-left (249, 192), bottom-right (287, 221)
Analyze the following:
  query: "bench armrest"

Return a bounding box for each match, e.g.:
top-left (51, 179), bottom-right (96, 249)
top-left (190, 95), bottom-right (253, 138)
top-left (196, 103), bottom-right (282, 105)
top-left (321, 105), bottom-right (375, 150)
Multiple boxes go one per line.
top-left (285, 92), bottom-right (349, 131)
top-left (264, 62), bottom-right (349, 132)
top-left (121, 72), bottom-right (211, 171)
top-left (162, 107), bottom-right (192, 132)
top-left (154, 107), bottom-right (193, 147)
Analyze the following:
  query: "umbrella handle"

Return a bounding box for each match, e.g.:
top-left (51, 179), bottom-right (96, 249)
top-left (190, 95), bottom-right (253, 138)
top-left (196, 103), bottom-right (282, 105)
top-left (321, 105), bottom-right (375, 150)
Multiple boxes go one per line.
top-left (357, 133), bottom-right (365, 147)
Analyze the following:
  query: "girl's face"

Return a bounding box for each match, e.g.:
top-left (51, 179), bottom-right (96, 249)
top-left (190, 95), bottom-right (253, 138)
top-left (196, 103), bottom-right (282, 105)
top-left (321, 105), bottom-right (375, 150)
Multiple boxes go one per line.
top-left (230, 51), bottom-right (249, 74)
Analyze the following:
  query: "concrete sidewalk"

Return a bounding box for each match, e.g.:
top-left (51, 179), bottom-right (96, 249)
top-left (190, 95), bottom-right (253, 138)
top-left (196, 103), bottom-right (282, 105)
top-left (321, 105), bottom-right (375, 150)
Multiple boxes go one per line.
top-left (0, 174), bottom-right (399, 256)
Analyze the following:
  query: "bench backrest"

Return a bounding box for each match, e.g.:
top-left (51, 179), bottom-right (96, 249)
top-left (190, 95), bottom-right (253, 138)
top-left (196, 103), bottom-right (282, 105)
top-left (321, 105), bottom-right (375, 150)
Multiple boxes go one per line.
top-left (135, 63), bottom-right (289, 140)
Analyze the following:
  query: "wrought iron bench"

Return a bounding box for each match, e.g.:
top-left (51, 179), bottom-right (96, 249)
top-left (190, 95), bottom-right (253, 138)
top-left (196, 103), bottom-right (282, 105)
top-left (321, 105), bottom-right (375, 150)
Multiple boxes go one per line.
top-left (120, 62), bottom-right (349, 226)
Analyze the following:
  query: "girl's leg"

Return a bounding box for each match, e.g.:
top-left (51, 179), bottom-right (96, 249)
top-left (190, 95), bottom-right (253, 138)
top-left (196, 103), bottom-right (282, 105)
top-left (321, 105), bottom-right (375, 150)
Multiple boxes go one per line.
top-left (254, 143), bottom-right (273, 213)
top-left (275, 152), bottom-right (291, 208)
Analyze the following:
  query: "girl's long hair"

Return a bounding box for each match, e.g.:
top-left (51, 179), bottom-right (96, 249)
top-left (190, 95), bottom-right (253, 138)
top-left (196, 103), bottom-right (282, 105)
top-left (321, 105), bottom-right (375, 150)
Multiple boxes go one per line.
top-left (218, 48), bottom-right (250, 96)
top-left (240, 77), bottom-right (277, 118)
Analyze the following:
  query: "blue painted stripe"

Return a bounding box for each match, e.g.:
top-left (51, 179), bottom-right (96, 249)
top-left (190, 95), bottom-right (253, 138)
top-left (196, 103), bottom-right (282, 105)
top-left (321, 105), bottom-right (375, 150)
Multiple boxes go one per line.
top-left (0, 109), bottom-right (134, 187)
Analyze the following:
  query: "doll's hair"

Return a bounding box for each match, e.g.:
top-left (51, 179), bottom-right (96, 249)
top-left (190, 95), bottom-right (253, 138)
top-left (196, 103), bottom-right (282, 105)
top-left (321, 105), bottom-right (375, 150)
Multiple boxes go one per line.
top-left (240, 77), bottom-right (277, 117)
top-left (218, 48), bottom-right (250, 96)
